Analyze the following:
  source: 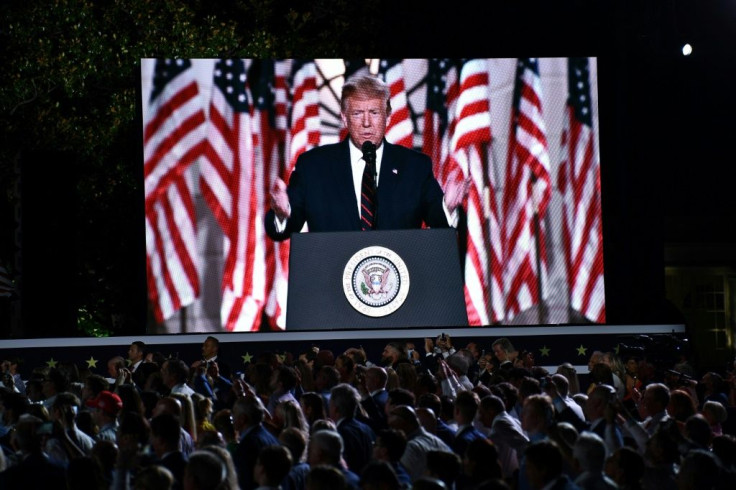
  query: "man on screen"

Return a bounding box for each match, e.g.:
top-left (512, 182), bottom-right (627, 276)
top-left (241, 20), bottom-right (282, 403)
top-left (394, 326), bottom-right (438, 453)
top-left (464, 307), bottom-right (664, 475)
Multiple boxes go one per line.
top-left (266, 73), bottom-right (467, 240)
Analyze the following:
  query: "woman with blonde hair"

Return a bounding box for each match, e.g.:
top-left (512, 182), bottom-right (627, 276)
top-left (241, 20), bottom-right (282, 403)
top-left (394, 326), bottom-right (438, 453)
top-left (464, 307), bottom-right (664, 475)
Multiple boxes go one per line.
top-left (556, 363), bottom-right (581, 395)
top-left (277, 399), bottom-right (310, 434)
top-left (170, 392), bottom-right (198, 443)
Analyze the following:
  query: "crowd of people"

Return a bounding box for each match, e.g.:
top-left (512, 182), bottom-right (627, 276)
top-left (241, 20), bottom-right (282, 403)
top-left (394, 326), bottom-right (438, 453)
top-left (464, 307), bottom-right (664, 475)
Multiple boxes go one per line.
top-left (1, 334), bottom-right (736, 490)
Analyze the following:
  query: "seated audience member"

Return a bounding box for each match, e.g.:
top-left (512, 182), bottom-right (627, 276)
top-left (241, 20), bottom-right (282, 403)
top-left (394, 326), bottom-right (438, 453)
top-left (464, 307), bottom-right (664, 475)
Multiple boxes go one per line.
top-left (253, 444), bottom-right (293, 490)
top-left (667, 389), bottom-right (697, 427)
top-left (307, 429), bottom-right (360, 489)
top-left (373, 428), bottom-right (412, 488)
top-left (199, 445), bottom-right (240, 490)
top-left (586, 363), bottom-right (614, 396)
top-left (86, 390), bottom-right (123, 442)
top-left (387, 405), bottom-right (453, 481)
top-left (280, 427), bottom-right (311, 490)
top-left (640, 427), bottom-right (679, 490)
top-left (683, 413), bottom-right (712, 449)
top-left (183, 450), bottom-right (228, 490)
top-left (306, 464), bottom-right (347, 490)
top-left (296, 392), bottom-right (324, 429)
top-left (412, 477), bottom-right (448, 490)
top-left (675, 449), bottom-right (722, 490)
top-left (360, 460), bottom-right (402, 490)
top-left (711, 434), bottom-right (736, 474)
top-left (524, 440), bottom-right (579, 490)
top-left (572, 432), bottom-right (617, 489)
top-left (702, 400), bottom-right (727, 437)
top-left (151, 413), bottom-right (188, 490)
top-left (132, 465), bottom-right (175, 490)
top-left (212, 409), bottom-right (237, 452)
top-left (0, 415), bottom-right (66, 488)
top-left (604, 447), bottom-right (644, 490)
top-left (153, 396), bottom-right (195, 455)
top-left (425, 450), bottom-right (462, 489)
top-left (460, 438), bottom-right (503, 488)
top-left (335, 354), bottom-right (357, 385)
top-left (385, 388), bottom-right (417, 418)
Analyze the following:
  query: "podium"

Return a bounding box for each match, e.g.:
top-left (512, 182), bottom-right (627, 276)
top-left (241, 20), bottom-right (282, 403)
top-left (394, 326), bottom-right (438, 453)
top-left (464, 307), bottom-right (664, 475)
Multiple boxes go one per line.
top-left (286, 228), bottom-right (468, 330)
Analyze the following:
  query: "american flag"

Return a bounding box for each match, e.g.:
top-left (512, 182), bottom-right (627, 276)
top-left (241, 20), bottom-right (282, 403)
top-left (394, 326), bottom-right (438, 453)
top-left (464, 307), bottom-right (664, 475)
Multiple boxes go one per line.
top-left (451, 59), bottom-right (503, 325)
top-left (287, 61), bottom-right (321, 173)
top-left (422, 59), bottom-right (454, 187)
top-left (0, 263), bottom-right (14, 298)
top-left (143, 59), bottom-right (207, 323)
top-left (378, 59), bottom-right (413, 148)
top-left (343, 59), bottom-right (369, 80)
top-left (502, 58), bottom-right (552, 320)
top-left (559, 58), bottom-right (605, 322)
top-left (265, 60), bottom-right (321, 329)
top-left (199, 59), bottom-right (264, 331)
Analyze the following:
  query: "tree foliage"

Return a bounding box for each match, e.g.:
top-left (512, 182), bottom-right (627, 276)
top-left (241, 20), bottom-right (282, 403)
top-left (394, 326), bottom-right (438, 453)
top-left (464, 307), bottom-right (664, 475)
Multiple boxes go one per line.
top-left (0, 0), bottom-right (383, 335)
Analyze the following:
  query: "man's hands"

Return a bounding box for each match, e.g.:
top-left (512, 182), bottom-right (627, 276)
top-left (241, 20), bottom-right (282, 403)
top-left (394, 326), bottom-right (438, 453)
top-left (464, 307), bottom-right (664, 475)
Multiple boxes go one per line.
top-left (443, 174), bottom-right (471, 214)
top-left (269, 178), bottom-right (291, 220)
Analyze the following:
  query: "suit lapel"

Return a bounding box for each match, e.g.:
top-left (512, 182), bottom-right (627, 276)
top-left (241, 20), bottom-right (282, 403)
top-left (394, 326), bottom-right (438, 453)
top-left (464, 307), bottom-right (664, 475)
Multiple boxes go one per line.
top-left (377, 141), bottom-right (402, 225)
top-left (331, 139), bottom-right (360, 226)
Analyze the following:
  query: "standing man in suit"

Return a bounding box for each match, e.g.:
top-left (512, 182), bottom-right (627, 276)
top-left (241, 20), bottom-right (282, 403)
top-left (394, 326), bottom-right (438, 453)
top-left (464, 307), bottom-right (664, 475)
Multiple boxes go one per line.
top-left (360, 366), bottom-right (389, 432)
top-left (232, 394), bottom-right (280, 490)
top-left (266, 73), bottom-right (468, 239)
top-left (150, 413), bottom-right (188, 490)
top-left (330, 383), bottom-right (376, 475)
top-left (451, 390), bottom-right (486, 457)
top-left (478, 394), bottom-right (529, 478)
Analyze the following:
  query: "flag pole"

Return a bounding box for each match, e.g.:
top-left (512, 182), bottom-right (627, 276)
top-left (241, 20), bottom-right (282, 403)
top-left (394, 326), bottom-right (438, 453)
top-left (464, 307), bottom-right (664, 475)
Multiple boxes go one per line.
top-left (180, 305), bottom-right (188, 334)
top-left (530, 174), bottom-right (546, 325)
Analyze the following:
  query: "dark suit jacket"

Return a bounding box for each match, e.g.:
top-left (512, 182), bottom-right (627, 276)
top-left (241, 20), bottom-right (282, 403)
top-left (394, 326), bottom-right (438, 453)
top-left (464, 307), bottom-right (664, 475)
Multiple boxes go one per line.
top-left (160, 450), bottom-right (188, 490)
top-left (452, 425), bottom-right (487, 457)
top-left (0, 451), bottom-right (66, 488)
top-left (337, 417), bottom-right (376, 475)
top-left (265, 139), bottom-right (449, 240)
top-left (234, 423), bottom-right (280, 490)
top-left (360, 389), bottom-right (389, 432)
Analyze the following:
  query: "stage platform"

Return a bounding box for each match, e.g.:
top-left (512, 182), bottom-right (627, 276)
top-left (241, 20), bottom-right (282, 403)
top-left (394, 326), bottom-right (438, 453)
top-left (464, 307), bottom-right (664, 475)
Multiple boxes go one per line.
top-left (0, 324), bottom-right (686, 379)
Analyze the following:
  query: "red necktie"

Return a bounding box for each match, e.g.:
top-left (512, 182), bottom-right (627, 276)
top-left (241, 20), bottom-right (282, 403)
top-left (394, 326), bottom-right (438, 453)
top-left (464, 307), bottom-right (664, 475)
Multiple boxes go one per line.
top-left (360, 158), bottom-right (376, 230)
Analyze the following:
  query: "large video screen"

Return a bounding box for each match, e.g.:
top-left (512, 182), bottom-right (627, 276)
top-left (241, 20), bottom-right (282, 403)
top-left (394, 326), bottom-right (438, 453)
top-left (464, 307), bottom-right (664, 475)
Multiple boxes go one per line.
top-left (141, 58), bottom-right (604, 333)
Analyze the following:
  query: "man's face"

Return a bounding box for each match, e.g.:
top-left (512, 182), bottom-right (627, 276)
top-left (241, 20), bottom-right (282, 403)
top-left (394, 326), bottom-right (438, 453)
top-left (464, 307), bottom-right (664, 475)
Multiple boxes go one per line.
top-left (492, 344), bottom-right (507, 362)
top-left (107, 361), bottom-right (119, 378)
top-left (341, 96), bottom-right (388, 148)
top-left (128, 344), bottom-right (142, 363)
top-left (202, 339), bottom-right (217, 359)
top-left (381, 345), bottom-right (397, 366)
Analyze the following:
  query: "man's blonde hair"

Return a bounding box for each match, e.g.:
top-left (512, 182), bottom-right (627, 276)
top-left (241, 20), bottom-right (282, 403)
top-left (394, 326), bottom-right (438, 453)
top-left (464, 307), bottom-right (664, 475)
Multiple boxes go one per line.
top-left (341, 73), bottom-right (391, 115)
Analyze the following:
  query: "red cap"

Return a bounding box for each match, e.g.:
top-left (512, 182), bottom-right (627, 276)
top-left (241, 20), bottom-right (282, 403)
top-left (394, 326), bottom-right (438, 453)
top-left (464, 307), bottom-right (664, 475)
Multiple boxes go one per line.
top-left (86, 390), bottom-right (122, 416)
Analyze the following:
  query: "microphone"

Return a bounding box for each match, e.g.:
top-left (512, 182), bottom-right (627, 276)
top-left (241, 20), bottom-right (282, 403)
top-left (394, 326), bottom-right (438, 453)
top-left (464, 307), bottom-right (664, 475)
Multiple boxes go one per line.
top-left (361, 140), bottom-right (378, 185)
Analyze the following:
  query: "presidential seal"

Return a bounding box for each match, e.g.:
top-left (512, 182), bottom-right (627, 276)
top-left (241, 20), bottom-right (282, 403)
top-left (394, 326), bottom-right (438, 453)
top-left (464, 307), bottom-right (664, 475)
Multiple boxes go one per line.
top-left (343, 246), bottom-right (410, 317)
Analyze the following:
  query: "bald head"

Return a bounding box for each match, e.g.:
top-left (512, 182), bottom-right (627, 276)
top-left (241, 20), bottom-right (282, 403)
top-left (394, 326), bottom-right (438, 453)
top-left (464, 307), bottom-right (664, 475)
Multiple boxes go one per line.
top-left (388, 405), bottom-right (420, 433)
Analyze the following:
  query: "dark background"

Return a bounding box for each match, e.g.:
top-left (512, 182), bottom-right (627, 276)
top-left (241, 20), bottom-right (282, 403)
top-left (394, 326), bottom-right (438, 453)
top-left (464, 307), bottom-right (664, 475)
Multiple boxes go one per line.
top-left (1, 1), bottom-right (735, 338)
